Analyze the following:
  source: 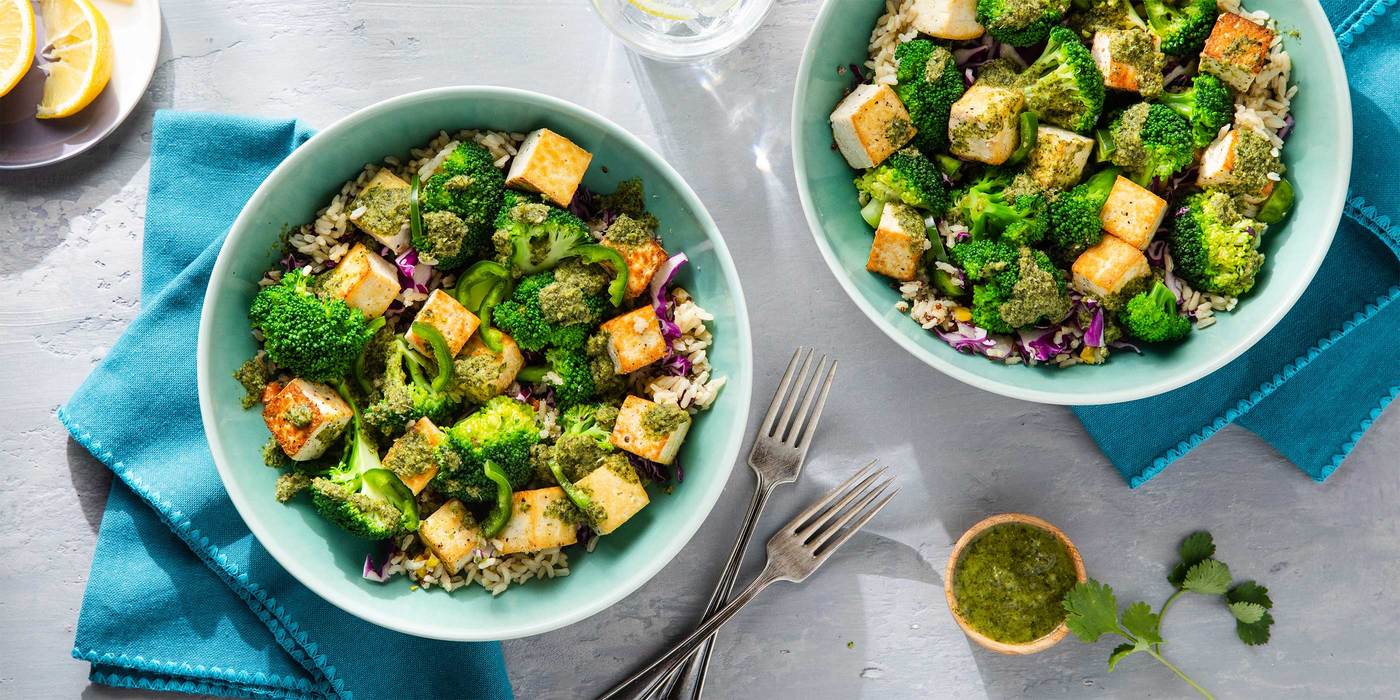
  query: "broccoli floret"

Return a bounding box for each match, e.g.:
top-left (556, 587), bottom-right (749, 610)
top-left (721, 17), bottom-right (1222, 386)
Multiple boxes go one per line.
top-left (274, 472), bottom-right (312, 503)
top-left (952, 173), bottom-right (1049, 245)
top-left (975, 58), bottom-right (1023, 89)
top-left (952, 243), bottom-right (1068, 332)
top-left (596, 178), bottom-right (658, 229)
top-left (1141, 0), bottom-right (1217, 56)
top-left (854, 148), bottom-right (951, 226)
top-left (1102, 102), bottom-right (1194, 186)
top-left (1120, 280), bottom-right (1191, 342)
top-left (893, 40), bottom-right (967, 154)
top-left (1158, 74), bottom-right (1232, 148)
top-left (1067, 0), bottom-right (1146, 38)
top-left (492, 191), bottom-right (591, 273)
top-left (248, 269), bottom-right (376, 383)
top-left (603, 214), bottom-right (656, 248)
top-left (492, 271), bottom-right (607, 352)
top-left (309, 382), bottom-right (419, 539)
top-left (520, 347), bottom-right (598, 407)
top-left (586, 331), bottom-right (628, 399)
top-left (1168, 191), bottom-right (1266, 297)
top-left (233, 355), bottom-right (269, 409)
top-left (1016, 26), bottom-right (1106, 134)
top-left (416, 141), bottom-right (505, 269)
top-left (537, 432), bottom-right (613, 485)
top-left (433, 396), bottom-right (540, 503)
top-left (1049, 167), bottom-right (1119, 260)
top-left (977, 0), bottom-right (1069, 46)
top-left (361, 329), bottom-right (458, 438)
top-left (561, 403), bottom-right (620, 451)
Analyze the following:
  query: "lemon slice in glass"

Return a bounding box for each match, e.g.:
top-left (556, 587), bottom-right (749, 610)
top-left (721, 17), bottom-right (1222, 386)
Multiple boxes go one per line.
top-left (37, 0), bottom-right (114, 119)
top-left (0, 0), bottom-right (36, 97)
top-left (625, 0), bottom-right (699, 21)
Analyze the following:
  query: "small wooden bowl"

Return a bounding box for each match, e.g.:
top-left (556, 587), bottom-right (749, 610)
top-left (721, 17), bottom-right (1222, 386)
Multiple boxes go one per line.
top-left (944, 513), bottom-right (1087, 655)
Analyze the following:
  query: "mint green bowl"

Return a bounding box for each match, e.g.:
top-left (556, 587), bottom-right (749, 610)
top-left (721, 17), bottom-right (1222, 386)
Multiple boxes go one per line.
top-left (196, 87), bottom-right (752, 641)
top-left (793, 0), bottom-right (1350, 405)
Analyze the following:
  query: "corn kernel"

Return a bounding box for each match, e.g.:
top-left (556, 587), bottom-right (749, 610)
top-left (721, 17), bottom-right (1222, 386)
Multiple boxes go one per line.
top-left (953, 307), bottom-right (972, 322)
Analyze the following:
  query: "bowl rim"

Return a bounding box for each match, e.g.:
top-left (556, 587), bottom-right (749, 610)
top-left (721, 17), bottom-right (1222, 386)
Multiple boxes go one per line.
top-left (790, 0), bottom-right (1352, 405)
top-left (196, 85), bottom-right (754, 641)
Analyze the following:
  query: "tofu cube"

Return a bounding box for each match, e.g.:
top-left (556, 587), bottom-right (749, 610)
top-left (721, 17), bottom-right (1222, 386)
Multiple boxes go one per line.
top-left (610, 395), bottom-right (692, 466)
top-left (911, 0), bottom-right (984, 40)
top-left (603, 236), bottom-right (671, 299)
top-left (1099, 176), bottom-right (1168, 250)
top-left (1200, 12), bottom-right (1275, 92)
top-left (418, 500), bottom-right (484, 575)
top-left (348, 169), bottom-right (412, 255)
top-left (576, 458), bottom-right (650, 535)
top-left (489, 487), bottom-right (580, 555)
top-left (505, 128), bottom-right (593, 207)
top-left (456, 333), bottom-right (525, 403)
top-left (1072, 236), bottom-right (1152, 305)
top-left (1196, 128), bottom-right (1276, 199)
top-left (599, 305), bottom-right (668, 375)
top-left (382, 417), bottom-right (447, 495)
top-left (947, 84), bottom-right (1024, 166)
top-left (830, 84), bottom-right (917, 169)
top-left (866, 202), bottom-right (926, 282)
top-left (1092, 29), bottom-right (1165, 96)
top-left (1025, 126), bottom-right (1095, 190)
top-left (319, 243), bottom-right (400, 319)
top-left (405, 289), bottom-right (479, 359)
top-left (262, 379), bottom-right (352, 461)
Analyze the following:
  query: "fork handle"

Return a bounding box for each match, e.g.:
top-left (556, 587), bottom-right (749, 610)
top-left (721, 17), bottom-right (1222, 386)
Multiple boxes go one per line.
top-left (597, 570), bottom-right (782, 700)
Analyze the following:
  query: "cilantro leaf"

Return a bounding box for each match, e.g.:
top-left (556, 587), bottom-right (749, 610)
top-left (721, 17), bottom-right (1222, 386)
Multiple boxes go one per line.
top-left (1227, 581), bottom-right (1273, 609)
top-left (1168, 531), bottom-right (1216, 588)
top-left (1120, 601), bottom-right (1163, 644)
top-left (1063, 579), bottom-right (1121, 642)
top-left (1182, 559), bottom-right (1232, 595)
top-left (1107, 642), bottom-right (1138, 671)
top-left (1236, 611), bottom-right (1274, 645)
top-left (1228, 601), bottom-right (1267, 624)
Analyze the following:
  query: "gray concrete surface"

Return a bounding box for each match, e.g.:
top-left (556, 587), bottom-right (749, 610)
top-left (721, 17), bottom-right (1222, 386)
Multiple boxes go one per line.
top-left (2, 1), bottom-right (1397, 698)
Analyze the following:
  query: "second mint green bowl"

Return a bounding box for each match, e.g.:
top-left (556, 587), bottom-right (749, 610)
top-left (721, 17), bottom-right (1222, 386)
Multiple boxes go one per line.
top-left (793, 0), bottom-right (1351, 405)
top-left (197, 87), bottom-right (753, 641)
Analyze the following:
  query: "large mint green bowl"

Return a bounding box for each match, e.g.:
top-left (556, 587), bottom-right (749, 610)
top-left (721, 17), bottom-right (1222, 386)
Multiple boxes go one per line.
top-left (197, 87), bottom-right (752, 641)
top-left (793, 0), bottom-right (1350, 405)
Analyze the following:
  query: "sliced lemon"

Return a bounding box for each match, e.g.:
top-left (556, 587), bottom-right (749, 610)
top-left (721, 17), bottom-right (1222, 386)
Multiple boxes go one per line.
top-left (625, 0), bottom-right (699, 21)
top-left (36, 0), bottom-right (114, 119)
top-left (0, 0), bottom-right (36, 97)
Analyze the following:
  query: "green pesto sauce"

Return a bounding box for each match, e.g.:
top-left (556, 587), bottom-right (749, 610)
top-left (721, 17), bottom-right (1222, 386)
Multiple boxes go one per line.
top-left (281, 404), bottom-right (313, 428)
top-left (605, 214), bottom-right (655, 248)
top-left (604, 453), bottom-right (640, 484)
top-left (885, 117), bottom-right (914, 146)
top-left (454, 354), bottom-right (505, 404)
top-left (353, 185), bottom-right (409, 235)
top-left (1109, 28), bottom-right (1165, 98)
top-left (642, 403), bottom-right (689, 437)
top-left (274, 473), bottom-right (311, 503)
top-left (998, 250), bottom-right (1070, 328)
top-left (1225, 129), bottom-right (1283, 196)
top-left (991, 0), bottom-right (1059, 29)
top-left (949, 89), bottom-right (1019, 154)
top-left (953, 523), bottom-right (1078, 644)
top-left (233, 356), bottom-right (268, 409)
top-left (538, 277), bottom-right (599, 326)
top-left (384, 429), bottom-right (438, 478)
top-left (421, 210), bottom-right (469, 259)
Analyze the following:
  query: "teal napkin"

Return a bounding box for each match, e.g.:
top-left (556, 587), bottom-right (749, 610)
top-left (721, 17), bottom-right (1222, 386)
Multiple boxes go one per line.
top-left (1075, 0), bottom-right (1400, 486)
top-left (60, 111), bottom-right (513, 699)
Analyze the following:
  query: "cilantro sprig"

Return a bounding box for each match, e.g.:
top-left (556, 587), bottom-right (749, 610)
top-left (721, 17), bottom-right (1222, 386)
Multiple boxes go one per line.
top-left (1061, 532), bottom-right (1275, 700)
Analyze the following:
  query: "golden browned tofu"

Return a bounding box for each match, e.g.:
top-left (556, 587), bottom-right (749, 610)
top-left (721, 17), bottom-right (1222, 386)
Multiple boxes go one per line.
top-left (948, 84), bottom-right (1024, 166)
top-left (262, 379), bottom-right (353, 461)
top-left (603, 236), bottom-right (671, 299)
top-left (1026, 126), bottom-right (1095, 190)
top-left (1072, 236), bottom-right (1152, 304)
top-left (1196, 127), bottom-right (1277, 199)
top-left (1200, 12), bottom-right (1275, 92)
top-left (610, 395), bottom-right (692, 466)
top-left (1092, 29), bottom-right (1165, 97)
top-left (382, 417), bottom-right (447, 495)
top-left (418, 500), bottom-right (484, 575)
top-left (505, 128), bottom-right (593, 207)
top-left (488, 487), bottom-right (580, 555)
top-left (455, 333), bottom-right (525, 403)
top-left (911, 0), bottom-right (983, 40)
top-left (405, 289), bottom-right (479, 359)
top-left (599, 305), bottom-right (668, 375)
top-left (1099, 176), bottom-right (1168, 250)
top-left (830, 84), bottom-right (916, 169)
top-left (319, 243), bottom-right (400, 319)
top-left (348, 169), bottom-right (412, 254)
top-left (866, 203), bottom-right (925, 282)
top-left (576, 458), bottom-right (650, 535)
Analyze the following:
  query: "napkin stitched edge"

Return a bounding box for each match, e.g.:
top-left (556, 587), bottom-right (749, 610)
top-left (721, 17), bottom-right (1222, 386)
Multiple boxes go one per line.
top-left (60, 408), bottom-right (346, 700)
top-left (1336, 0), bottom-right (1398, 49)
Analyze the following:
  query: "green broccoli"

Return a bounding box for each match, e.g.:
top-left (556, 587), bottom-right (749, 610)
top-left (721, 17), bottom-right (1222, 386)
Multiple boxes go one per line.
top-left (1158, 74), bottom-right (1233, 148)
top-left (491, 270), bottom-right (609, 352)
top-left (433, 396), bottom-right (540, 503)
top-left (1100, 102), bottom-right (1194, 186)
top-left (491, 191), bottom-right (628, 301)
top-left (952, 173), bottom-right (1050, 245)
top-left (596, 178), bottom-right (658, 229)
top-left (893, 40), bottom-right (967, 154)
top-left (561, 403), bottom-right (620, 451)
top-left (952, 242), bottom-right (1069, 333)
top-left (1168, 191), bottom-right (1266, 297)
top-left (854, 148), bottom-right (951, 226)
top-left (1016, 26), bottom-right (1106, 134)
top-left (1142, 0), bottom-right (1217, 57)
top-left (518, 347), bottom-right (598, 407)
top-left (248, 269), bottom-right (376, 383)
top-left (1120, 280), bottom-right (1191, 342)
top-left (309, 382), bottom-right (419, 539)
top-left (415, 141), bottom-right (505, 269)
top-left (977, 0), bottom-right (1069, 46)
top-left (1067, 0), bottom-right (1147, 38)
top-left (1049, 167), bottom-right (1119, 261)
top-left (361, 323), bottom-right (458, 437)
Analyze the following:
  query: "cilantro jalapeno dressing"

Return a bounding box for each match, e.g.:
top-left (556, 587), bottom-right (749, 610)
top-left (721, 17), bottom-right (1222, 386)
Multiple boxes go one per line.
top-left (952, 522), bottom-right (1079, 644)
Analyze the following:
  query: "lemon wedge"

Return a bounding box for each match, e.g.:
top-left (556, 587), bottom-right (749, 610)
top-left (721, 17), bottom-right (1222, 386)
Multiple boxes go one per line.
top-left (625, 0), bottom-right (699, 21)
top-left (37, 0), bottom-right (114, 119)
top-left (0, 0), bottom-right (36, 97)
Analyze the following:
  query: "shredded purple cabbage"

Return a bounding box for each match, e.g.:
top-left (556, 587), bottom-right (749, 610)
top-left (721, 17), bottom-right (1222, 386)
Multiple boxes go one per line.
top-left (575, 524), bottom-right (596, 550)
top-left (627, 452), bottom-right (678, 484)
top-left (662, 353), bottom-right (692, 376)
top-left (935, 322), bottom-right (1013, 358)
top-left (362, 539), bottom-right (399, 582)
top-left (650, 253), bottom-right (688, 345)
top-left (1278, 115), bottom-right (1295, 141)
top-left (1084, 307), bottom-right (1106, 348)
top-left (394, 248), bottom-right (431, 294)
top-left (568, 185), bottom-right (599, 221)
top-left (279, 252), bottom-right (307, 272)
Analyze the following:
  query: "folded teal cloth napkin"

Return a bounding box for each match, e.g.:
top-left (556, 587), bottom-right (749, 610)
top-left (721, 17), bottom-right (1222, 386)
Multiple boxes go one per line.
top-left (60, 111), bottom-right (513, 699)
top-left (1075, 0), bottom-right (1400, 486)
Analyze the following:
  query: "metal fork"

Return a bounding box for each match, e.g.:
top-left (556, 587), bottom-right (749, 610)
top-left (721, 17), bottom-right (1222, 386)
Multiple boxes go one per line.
top-left (644, 347), bottom-right (836, 700)
top-left (597, 463), bottom-right (898, 700)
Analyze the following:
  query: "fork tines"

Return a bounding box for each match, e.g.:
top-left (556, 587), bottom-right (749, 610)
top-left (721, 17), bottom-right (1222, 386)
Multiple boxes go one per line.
top-left (761, 347), bottom-right (837, 450)
top-left (787, 461), bottom-right (897, 559)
